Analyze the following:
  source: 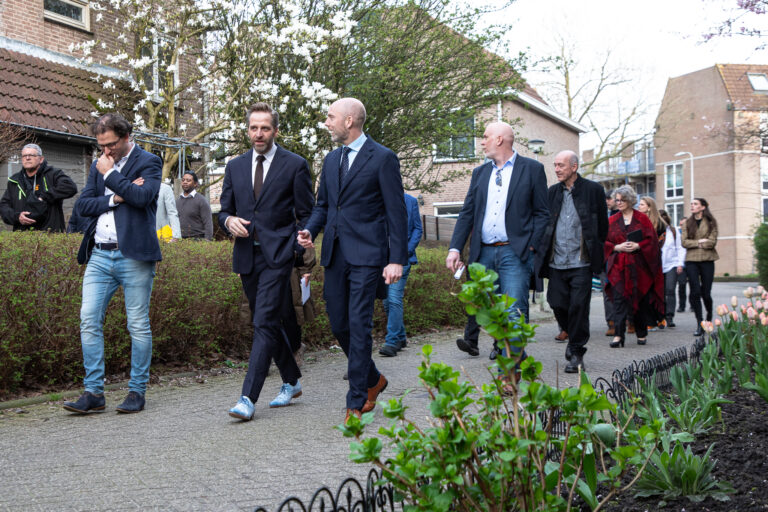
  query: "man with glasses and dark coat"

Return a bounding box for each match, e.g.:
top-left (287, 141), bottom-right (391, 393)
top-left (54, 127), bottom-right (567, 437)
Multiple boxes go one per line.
top-left (63, 113), bottom-right (162, 415)
top-left (0, 144), bottom-right (77, 232)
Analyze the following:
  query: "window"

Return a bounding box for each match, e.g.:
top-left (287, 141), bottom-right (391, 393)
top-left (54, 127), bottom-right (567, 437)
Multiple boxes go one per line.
top-left (748, 73), bottom-right (768, 92)
top-left (435, 115), bottom-right (475, 161)
top-left (44, 0), bottom-right (90, 30)
top-left (764, 198), bottom-right (768, 223)
top-left (665, 163), bottom-right (684, 199)
top-left (667, 202), bottom-right (685, 228)
top-left (762, 156), bottom-right (768, 191)
top-left (140, 34), bottom-right (178, 102)
top-left (434, 202), bottom-right (463, 217)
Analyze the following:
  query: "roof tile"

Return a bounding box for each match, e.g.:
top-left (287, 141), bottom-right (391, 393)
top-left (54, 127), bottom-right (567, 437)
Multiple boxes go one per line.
top-left (716, 63), bottom-right (768, 111)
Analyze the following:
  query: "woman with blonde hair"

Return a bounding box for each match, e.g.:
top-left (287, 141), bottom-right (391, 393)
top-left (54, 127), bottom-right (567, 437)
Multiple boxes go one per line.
top-left (637, 196), bottom-right (668, 330)
top-left (682, 198), bottom-right (718, 336)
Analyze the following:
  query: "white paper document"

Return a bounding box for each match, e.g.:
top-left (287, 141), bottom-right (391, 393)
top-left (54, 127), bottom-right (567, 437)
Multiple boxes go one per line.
top-left (301, 278), bottom-right (310, 305)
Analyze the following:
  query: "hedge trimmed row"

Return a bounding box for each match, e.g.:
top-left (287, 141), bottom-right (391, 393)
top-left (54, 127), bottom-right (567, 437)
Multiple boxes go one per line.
top-left (0, 232), bottom-right (465, 397)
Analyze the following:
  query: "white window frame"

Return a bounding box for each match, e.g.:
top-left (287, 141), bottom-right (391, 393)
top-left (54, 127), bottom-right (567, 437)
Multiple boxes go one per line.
top-left (433, 113), bottom-right (476, 163)
top-left (43, 0), bottom-right (90, 31)
top-left (141, 34), bottom-right (179, 103)
top-left (748, 73), bottom-right (768, 92)
top-left (666, 201), bottom-right (685, 228)
top-left (433, 201), bottom-right (463, 218)
top-left (665, 162), bottom-right (684, 199)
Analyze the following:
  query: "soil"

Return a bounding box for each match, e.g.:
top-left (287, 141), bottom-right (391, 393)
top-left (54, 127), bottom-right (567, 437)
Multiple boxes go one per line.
top-left (599, 387), bottom-right (768, 512)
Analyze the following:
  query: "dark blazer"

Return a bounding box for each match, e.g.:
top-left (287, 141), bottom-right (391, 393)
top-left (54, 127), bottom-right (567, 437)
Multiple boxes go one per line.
top-left (404, 193), bottom-right (423, 265)
top-left (538, 174), bottom-right (608, 278)
top-left (449, 154), bottom-right (550, 264)
top-left (76, 145), bottom-right (162, 264)
top-left (218, 144), bottom-right (314, 274)
top-left (304, 137), bottom-right (408, 267)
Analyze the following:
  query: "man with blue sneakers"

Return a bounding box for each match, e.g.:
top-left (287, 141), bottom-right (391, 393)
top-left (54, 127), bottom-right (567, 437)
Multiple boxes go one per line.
top-left (379, 193), bottom-right (422, 357)
top-left (63, 113), bottom-right (162, 414)
top-left (220, 103), bottom-right (314, 420)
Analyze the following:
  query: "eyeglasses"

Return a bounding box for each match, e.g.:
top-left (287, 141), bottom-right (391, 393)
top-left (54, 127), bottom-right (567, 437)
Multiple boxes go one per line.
top-left (98, 139), bottom-right (122, 151)
top-left (614, 198), bottom-right (625, 203)
top-left (21, 154), bottom-right (41, 159)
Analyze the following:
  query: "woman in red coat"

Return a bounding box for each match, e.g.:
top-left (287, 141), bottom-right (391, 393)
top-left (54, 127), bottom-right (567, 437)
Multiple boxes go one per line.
top-left (604, 185), bottom-right (664, 347)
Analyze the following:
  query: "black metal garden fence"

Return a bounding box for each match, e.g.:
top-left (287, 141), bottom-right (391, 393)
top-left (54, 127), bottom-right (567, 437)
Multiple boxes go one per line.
top-left (255, 336), bottom-right (710, 512)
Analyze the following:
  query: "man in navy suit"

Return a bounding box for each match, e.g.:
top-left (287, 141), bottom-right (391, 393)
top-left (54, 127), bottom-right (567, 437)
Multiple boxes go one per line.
top-left (221, 103), bottom-right (314, 421)
top-left (63, 113), bottom-right (162, 414)
top-left (446, 122), bottom-right (549, 385)
top-left (298, 98), bottom-right (408, 422)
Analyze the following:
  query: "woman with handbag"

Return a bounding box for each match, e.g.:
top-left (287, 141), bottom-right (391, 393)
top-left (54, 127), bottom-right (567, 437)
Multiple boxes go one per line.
top-left (604, 186), bottom-right (664, 347)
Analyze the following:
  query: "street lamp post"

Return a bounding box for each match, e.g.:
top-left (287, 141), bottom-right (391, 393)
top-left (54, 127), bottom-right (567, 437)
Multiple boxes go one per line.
top-left (675, 151), bottom-right (694, 201)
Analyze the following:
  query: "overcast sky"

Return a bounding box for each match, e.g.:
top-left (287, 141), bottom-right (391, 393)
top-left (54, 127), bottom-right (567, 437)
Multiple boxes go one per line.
top-left (478, 0), bottom-right (766, 150)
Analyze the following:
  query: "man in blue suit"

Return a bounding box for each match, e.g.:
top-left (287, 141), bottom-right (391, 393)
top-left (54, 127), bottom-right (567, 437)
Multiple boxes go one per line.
top-left (446, 122), bottom-right (550, 385)
top-left (379, 193), bottom-right (423, 357)
top-left (63, 113), bottom-right (162, 414)
top-left (298, 98), bottom-right (408, 423)
top-left (221, 103), bottom-right (314, 421)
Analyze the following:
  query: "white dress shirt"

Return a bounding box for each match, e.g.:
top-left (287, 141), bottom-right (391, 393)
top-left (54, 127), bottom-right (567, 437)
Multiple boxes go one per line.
top-left (179, 189), bottom-right (197, 199)
top-left (661, 226), bottom-right (686, 273)
top-left (251, 142), bottom-right (278, 187)
top-left (95, 143), bottom-right (136, 244)
top-left (480, 152), bottom-right (517, 244)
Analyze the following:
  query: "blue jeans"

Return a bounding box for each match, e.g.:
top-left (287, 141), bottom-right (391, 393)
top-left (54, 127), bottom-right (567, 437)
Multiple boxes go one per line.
top-left (80, 249), bottom-right (156, 395)
top-left (477, 244), bottom-right (534, 356)
top-left (383, 263), bottom-right (412, 347)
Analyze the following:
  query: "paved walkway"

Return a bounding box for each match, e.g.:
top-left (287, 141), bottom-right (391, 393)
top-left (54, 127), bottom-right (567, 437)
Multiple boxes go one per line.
top-left (0, 281), bottom-right (753, 511)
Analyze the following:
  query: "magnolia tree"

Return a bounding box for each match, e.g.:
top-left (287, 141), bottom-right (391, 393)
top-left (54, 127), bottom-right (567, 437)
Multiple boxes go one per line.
top-left (72, 0), bottom-right (521, 190)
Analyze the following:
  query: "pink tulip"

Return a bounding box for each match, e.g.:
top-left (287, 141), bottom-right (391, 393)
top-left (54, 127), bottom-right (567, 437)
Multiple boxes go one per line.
top-left (715, 318), bottom-right (722, 327)
top-left (732, 311), bottom-right (739, 321)
top-left (748, 302), bottom-right (753, 308)
top-left (745, 287), bottom-right (755, 298)
top-left (716, 304), bottom-right (728, 316)
top-left (748, 307), bottom-right (757, 319)
top-left (762, 316), bottom-right (768, 327)
top-left (758, 285), bottom-right (766, 295)
top-left (757, 300), bottom-right (764, 310)
top-left (732, 296), bottom-right (739, 307)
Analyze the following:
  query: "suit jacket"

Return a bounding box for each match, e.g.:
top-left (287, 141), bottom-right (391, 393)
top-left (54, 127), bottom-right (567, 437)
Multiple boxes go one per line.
top-left (449, 154), bottom-right (549, 265)
top-left (218, 144), bottom-right (314, 274)
top-left (404, 193), bottom-right (423, 265)
top-left (304, 137), bottom-right (408, 267)
top-left (538, 174), bottom-right (609, 278)
top-left (76, 145), bottom-right (162, 264)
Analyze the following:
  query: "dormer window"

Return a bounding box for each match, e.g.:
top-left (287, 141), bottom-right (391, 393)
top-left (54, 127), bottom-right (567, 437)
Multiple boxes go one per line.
top-left (747, 73), bottom-right (768, 92)
top-left (44, 0), bottom-right (90, 31)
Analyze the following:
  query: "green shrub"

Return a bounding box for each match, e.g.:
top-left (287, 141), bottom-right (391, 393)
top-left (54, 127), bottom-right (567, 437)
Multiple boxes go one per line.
top-left (753, 222), bottom-right (768, 287)
top-left (0, 232), bottom-right (466, 396)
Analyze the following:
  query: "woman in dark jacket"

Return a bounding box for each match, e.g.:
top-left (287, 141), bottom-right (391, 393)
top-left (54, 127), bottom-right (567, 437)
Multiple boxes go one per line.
top-left (604, 186), bottom-right (664, 347)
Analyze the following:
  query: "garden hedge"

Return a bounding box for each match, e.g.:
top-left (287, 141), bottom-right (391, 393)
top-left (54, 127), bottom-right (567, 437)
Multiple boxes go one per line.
top-left (0, 232), bottom-right (464, 396)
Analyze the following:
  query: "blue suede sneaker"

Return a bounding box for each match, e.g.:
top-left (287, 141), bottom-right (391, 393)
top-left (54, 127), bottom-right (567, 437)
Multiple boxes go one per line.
top-left (63, 391), bottom-right (106, 414)
top-left (116, 391), bottom-right (145, 413)
top-left (269, 381), bottom-right (302, 408)
top-left (229, 395), bottom-right (255, 420)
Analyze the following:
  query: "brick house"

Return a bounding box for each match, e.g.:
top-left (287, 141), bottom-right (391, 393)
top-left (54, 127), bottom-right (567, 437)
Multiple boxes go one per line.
top-left (0, 0), bottom-right (202, 229)
top-left (414, 86), bottom-right (586, 237)
top-left (654, 64), bottom-right (768, 275)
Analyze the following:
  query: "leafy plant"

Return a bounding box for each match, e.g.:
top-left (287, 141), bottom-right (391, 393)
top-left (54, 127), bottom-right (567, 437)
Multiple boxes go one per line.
top-left (635, 438), bottom-right (734, 505)
top-left (743, 372), bottom-right (768, 403)
top-left (340, 263), bottom-right (661, 511)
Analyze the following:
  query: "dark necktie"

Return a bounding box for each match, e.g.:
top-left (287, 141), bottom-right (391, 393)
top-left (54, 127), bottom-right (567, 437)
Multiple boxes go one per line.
top-left (253, 154), bottom-right (265, 200)
top-left (339, 146), bottom-right (351, 188)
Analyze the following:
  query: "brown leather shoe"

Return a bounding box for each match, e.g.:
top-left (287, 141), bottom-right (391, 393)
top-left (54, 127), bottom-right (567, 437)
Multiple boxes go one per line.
top-left (361, 374), bottom-right (388, 413)
top-left (605, 321), bottom-right (615, 336)
top-left (345, 408), bottom-right (361, 424)
top-left (554, 330), bottom-right (568, 342)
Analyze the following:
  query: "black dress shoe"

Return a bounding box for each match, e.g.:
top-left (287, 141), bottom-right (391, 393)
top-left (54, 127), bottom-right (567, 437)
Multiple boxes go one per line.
top-left (456, 338), bottom-right (479, 357)
top-left (63, 391), bottom-right (105, 413)
top-left (693, 326), bottom-right (704, 337)
top-left (564, 354), bottom-right (584, 374)
top-left (565, 345), bottom-right (573, 361)
top-left (677, 308), bottom-right (685, 313)
top-left (379, 344), bottom-right (399, 357)
top-left (116, 391), bottom-right (145, 413)
top-left (489, 345), bottom-right (502, 360)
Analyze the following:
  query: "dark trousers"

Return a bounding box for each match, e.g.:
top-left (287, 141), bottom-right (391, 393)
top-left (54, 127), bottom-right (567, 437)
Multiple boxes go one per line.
top-left (601, 271), bottom-right (614, 326)
top-left (240, 246), bottom-right (300, 401)
top-left (664, 269), bottom-right (679, 322)
top-left (463, 314), bottom-right (480, 344)
top-left (686, 261), bottom-right (715, 322)
top-left (547, 266), bottom-right (592, 357)
top-left (676, 269), bottom-right (688, 310)
top-left (324, 241), bottom-right (382, 410)
top-left (280, 281), bottom-right (302, 353)
top-left (614, 291), bottom-right (651, 339)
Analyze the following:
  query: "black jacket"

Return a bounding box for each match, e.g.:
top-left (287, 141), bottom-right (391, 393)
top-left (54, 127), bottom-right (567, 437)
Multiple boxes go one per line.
top-left (538, 174), bottom-right (608, 278)
top-left (0, 161), bottom-right (77, 232)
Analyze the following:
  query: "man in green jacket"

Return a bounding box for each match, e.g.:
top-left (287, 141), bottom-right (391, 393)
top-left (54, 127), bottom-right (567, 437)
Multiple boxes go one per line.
top-left (0, 144), bottom-right (77, 232)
